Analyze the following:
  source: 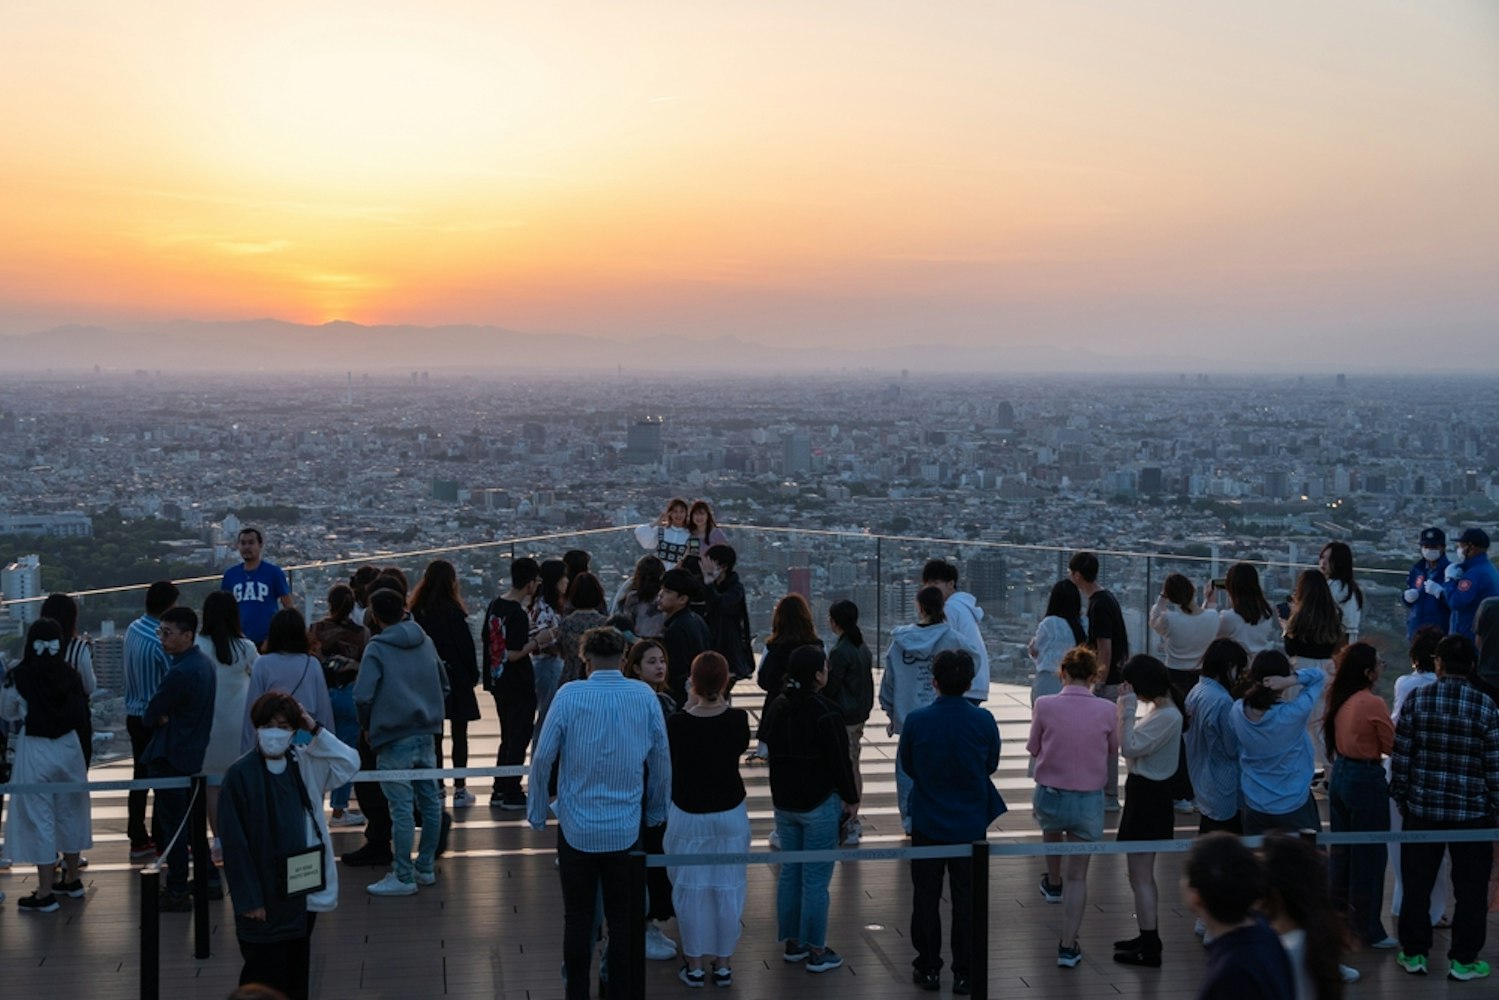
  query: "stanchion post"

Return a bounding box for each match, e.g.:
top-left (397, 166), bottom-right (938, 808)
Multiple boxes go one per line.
top-left (628, 850), bottom-right (648, 999)
top-left (970, 840), bottom-right (989, 1000)
top-left (141, 866), bottom-right (161, 1000)
top-left (191, 774), bottom-right (211, 959)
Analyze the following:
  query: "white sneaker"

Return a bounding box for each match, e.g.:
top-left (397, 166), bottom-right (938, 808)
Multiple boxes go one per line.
top-left (0, 856), bottom-right (12, 870)
top-left (1173, 799), bottom-right (1197, 814)
top-left (768, 830), bottom-right (781, 851)
top-left (1339, 964), bottom-right (1360, 983)
top-left (415, 870), bottom-right (437, 887)
top-left (211, 838), bottom-right (223, 866)
top-left (330, 810), bottom-right (367, 827)
top-left (367, 873), bottom-right (418, 896)
top-left (843, 819), bottom-right (862, 846)
top-left (645, 922), bottom-right (678, 961)
top-left (452, 789), bottom-right (477, 808)
top-left (1370, 936), bottom-right (1399, 950)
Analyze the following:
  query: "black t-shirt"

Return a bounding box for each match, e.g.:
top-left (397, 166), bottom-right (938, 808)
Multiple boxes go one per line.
top-left (482, 596), bottom-right (534, 694)
top-left (1086, 588), bottom-right (1130, 686)
top-left (667, 708), bottom-right (750, 814)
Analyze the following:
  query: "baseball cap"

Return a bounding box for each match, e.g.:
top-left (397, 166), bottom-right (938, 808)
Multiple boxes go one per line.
top-left (1420, 527), bottom-right (1446, 548)
top-left (1457, 527), bottom-right (1491, 550)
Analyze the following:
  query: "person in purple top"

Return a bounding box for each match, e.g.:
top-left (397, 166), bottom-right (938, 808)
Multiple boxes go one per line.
top-left (221, 527), bottom-right (293, 647)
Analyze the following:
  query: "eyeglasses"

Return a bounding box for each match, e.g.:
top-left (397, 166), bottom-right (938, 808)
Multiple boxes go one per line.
top-left (156, 626), bottom-right (184, 638)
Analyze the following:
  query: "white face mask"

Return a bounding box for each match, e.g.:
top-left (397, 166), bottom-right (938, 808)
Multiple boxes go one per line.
top-left (1421, 547), bottom-right (1443, 562)
top-left (257, 727), bottom-right (294, 758)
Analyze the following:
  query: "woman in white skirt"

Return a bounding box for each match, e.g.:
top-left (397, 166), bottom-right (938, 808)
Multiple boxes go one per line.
top-left (665, 651), bottom-right (751, 988)
top-left (1, 618), bottom-right (93, 912)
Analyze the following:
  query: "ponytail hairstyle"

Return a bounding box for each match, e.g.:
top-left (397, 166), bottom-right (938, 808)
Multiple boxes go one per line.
top-left (916, 586), bottom-right (946, 623)
top-left (1236, 649), bottom-right (1294, 711)
top-left (828, 599), bottom-right (864, 648)
top-left (19, 617), bottom-right (74, 706)
top-left (781, 644), bottom-right (827, 696)
top-left (1162, 573), bottom-right (1196, 612)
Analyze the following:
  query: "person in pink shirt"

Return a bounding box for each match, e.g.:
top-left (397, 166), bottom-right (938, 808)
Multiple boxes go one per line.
top-left (1028, 646), bottom-right (1120, 969)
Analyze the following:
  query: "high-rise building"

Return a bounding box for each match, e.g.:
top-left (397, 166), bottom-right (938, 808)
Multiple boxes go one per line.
top-left (623, 417), bottom-right (665, 465)
top-left (2, 553), bottom-right (42, 625)
top-left (964, 554), bottom-right (1007, 606)
top-left (783, 431), bottom-right (812, 475)
top-left (787, 566), bottom-right (812, 603)
top-left (91, 633), bottom-right (126, 695)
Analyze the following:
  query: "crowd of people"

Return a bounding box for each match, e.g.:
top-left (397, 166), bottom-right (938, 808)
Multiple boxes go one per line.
top-left (1026, 530), bottom-right (1499, 993)
top-left (2, 511), bottom-right (1499, 999)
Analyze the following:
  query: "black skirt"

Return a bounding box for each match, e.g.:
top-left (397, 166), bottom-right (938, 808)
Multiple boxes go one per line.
top-left (1117, 772), bottom-right (1175, 842)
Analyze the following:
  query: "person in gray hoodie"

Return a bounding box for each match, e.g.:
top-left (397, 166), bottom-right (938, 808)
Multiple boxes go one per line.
top-left (922, 559), bottom-right (990, 703)
top-left (353, 589), bottom-right (450, 897)
top-left (880, 586), bottom-right (979, 834)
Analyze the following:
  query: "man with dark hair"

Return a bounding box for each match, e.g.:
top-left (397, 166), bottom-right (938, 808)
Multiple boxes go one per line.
top-left (123, 579), bottom-right (179, 860)
top-left (221, 527), bottom-right (294, 647)
top-left (144, 605), bottom-right (218, 910)
top-left (920, 559), bottom-right (989, 704)
top-left (657, 567), bottom-right (711, 708)
top-left (1390, 633), bottom-right (1499, 980)
top-left (1184, 833), bottom-right (1293, 999)
top-left (483, 558), bottom-right (552, 809)
top-left (1068, 551), bottom-right (1129, 811)
top-left (529, 627), bottom-right (670, 1000)
top-left (353, 588), bottom-right (449, 897)
top-left (701, 544), bottom-right (753, 684)
top-left (898, 649), bottom-right (1004, 994)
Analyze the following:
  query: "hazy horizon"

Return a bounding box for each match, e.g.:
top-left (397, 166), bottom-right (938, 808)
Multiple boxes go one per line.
top-left (3, 2), bottom-right (1497, 369)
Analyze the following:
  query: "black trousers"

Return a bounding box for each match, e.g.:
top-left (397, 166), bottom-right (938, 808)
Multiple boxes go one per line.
top-left (641, 822), bottom-right (674, 921)
top-left (1198, 813), bottom-right (1243, 835)
top-left (147, 761), bottom-right (214, 896)
top-left (126, 715), bottom-right (161, 847)
top-left (1397, 815), bottom-right (1495, 964)
top-left (909, 832), bottom-right (972, 977)
top-left (557, 829), bottom-right (635, 1000)
top-left (239, 912), bottom-right (317, 1000)
top-left (1166, 669), bottom-right (1198, 802)
top-left (354, 732), bottom-right (392, 850)
top-left (492, 688), bottom-right (536, 800)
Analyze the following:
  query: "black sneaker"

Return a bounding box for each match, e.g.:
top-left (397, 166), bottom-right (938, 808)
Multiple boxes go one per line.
top-left (805, 948), bottom-right (843, 973)
top-left (51, 879), bottom-right (85, 898)
top-left (498, 795), bottom-right (528, 811)
top-left (158, 891), bottom-right (193, 913)
top-left (913, 968), bottom-right (940, 991)
top-left (711, 966), bottom-right (731, 988)
top-left (952, 975), bottom-right (971, 996)
top-left (783, 941), bottom-right (810, 963)
top-left (340, 845), bottom-right (395, 867)
top-left (208, 880), bottom-right (225, 900)
top-left (18, 893), bottom-right (60, 913)
top-left (678, 965), bottom-right (706, 989)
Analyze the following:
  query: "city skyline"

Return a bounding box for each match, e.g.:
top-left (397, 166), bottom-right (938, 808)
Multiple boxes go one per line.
top-left (2, 2), bottom-right (1497, 370)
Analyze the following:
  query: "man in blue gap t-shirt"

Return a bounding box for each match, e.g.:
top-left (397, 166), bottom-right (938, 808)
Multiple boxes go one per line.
top-left (221, 527), bottom-right (293, 647)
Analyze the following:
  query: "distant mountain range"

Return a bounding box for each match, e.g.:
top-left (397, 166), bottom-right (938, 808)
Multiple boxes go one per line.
top-left (0, 318), bottom-right (1127, 375)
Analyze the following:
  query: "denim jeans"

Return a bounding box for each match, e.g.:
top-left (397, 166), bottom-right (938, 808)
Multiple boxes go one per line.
top-left (328, 687), bottom-right (360, 810)
top-left (1328, 758), bottom-right (1390, 944)
top-left (775, 793), bottom-right (842, 949)
top-left (377, 734), bottom-right (442, 883)
top-left (531, 655), bottom-right (563, 752)
top-left (894, 756), bottom-right (913, 835)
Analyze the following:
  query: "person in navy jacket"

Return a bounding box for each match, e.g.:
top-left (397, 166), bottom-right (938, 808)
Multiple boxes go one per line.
top-left (1442, 528), bottom-right (1499, 640)
top-left (1403, 527), bottom-right (1450, 641)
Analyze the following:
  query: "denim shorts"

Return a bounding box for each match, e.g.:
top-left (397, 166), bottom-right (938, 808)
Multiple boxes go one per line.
top-left (1032, 785), bottom-right (1104, 842)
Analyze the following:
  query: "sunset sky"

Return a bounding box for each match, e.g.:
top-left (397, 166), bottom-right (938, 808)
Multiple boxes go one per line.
top-left (2, 1), bottom-right (1496, 367)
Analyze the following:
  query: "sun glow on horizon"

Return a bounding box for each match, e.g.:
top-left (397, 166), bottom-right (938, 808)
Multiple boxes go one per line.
top-left (1, 1), bottom-right (1497, 359)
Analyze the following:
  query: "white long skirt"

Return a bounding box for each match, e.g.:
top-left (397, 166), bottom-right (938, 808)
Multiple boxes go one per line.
top-left (4, 731), bottom-right (92, 863)
top-left (665, 800), bottom-right (750, 959)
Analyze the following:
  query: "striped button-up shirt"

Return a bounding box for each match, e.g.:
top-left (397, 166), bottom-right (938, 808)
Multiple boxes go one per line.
top-left (527, 669), bottom-right (671, 852)
top-left (123, 614), bottom-right (170, 717)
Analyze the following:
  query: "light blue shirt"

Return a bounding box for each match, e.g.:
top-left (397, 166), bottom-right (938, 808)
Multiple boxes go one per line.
top-left (123, 614), bottom-right (170, 717)
top-left (527, 669), bottom-right (671, 852)
top-left (1184, 677), bottom-right (1239, 822)
top-left (1230, 668), bottom-right (1325, 815)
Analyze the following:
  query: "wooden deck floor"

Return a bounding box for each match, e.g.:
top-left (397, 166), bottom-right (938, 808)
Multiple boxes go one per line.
top-left (2, 682), bottom-right (1492, 998)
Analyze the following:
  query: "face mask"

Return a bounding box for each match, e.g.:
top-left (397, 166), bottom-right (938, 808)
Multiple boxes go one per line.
top-left (1421, 547), bottom-right (1443, 562)
top-left (257, 727), bottom-right (294, 757)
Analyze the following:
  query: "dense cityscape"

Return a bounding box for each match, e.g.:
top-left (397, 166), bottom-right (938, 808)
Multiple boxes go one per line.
top-left (2, 369), bottom-right (1496, 760)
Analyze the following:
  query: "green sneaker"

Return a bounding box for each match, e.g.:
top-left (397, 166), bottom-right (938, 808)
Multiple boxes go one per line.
top-left (1397, 952), bottom-right (1428, 976)
top-left (1448, 959), bottom-right (1491, 982)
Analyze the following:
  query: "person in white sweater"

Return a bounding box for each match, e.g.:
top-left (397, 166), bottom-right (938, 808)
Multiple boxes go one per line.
top-left (1150, 574), bottom-right (1220, 676)
top-left (1112, 655), bottom-right (1185, 968)
top-left (1319, 542), bottom-right (1364, 643)
top-left (1211, 563), bottom-right (1282, 656)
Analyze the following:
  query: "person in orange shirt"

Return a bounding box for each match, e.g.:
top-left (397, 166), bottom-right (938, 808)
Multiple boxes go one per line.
top-left (1323, 642), bottom-right (1397, 948)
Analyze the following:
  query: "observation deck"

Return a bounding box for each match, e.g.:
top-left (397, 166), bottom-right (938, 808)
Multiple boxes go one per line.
top-left (0, 526), bottom-right (1489, 998)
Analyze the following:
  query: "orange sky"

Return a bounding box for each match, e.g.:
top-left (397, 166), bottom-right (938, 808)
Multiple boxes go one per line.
top-left (2, 1), bottom-right (1497, 359)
